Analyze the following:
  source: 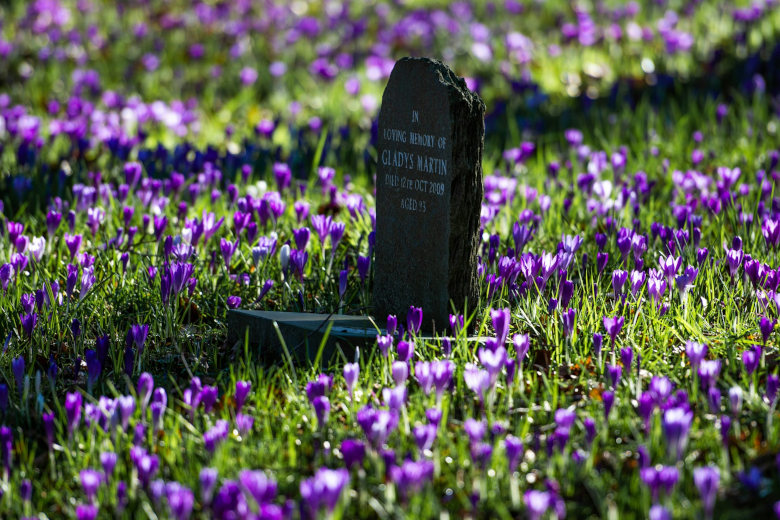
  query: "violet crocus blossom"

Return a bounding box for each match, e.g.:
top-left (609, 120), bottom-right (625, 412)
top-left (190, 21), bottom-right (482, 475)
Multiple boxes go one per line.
top-left (742, 346), bottom-right (761, 376)
top-left (603, 316), bottom-right (624, 347)
top-left (464, 363), bottom-right (490, 403)
top-left (686, 341), bottom-right (708, 369)
top-left (491, 307), bottom-right (511, 344)
top-left (392, 361), bottom-right (409, 385)
top-left (760, 316), bottom-right (775, 345)
top-left (235, 380), bottom-right (251, 413)
top-left (372, 334), bottom-right (392, 359)
top-left (341, 439), bottom-right (366, 470)
top-left (693, 466), bottom-right (720, 519)
top-left (407, 306), bottom-right (423, 335)
top-left (505, 435), bottom-right (524, 472)
top-left (11, 356), bottom-right (24, 394)
top-left (396, 340), bottom-right (414, 363)
top-left (524, 490), bottom-right (551, 520)
top-left (561, 308), bottom-right (576, 338)
top-left (662, 407), bottom-right (693, 460)
top-left (80, 469), bottom-right (102, 503)
top-left (66, 391), bottom-right (82, 438)
top-left (300, 467), bottom-right (350, 514)
top-left (391, 459), bottom-right (434, 501)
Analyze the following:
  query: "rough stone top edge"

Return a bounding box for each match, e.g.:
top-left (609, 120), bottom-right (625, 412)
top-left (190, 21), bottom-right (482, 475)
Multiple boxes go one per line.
top-left (386, 56), bottom-right (486, 115)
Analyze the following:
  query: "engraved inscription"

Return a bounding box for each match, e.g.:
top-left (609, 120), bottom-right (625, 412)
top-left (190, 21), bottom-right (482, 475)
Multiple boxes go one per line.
top-left (378, 106), bottom-right (448, 213)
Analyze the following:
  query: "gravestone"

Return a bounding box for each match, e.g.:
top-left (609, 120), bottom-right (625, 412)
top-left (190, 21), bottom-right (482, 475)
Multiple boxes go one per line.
top-left (374, 57), bottom-right (485, 332)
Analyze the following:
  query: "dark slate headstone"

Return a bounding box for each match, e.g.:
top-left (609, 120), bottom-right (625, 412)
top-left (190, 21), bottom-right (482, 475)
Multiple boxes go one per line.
top-left (374, 57), bottom-right (485, 332)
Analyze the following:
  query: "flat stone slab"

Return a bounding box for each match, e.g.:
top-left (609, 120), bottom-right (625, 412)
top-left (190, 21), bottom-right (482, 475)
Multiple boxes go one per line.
top-left (228, 310), bottom-right (382, 363)
top-left (227, 309), bottom-right (489, 364)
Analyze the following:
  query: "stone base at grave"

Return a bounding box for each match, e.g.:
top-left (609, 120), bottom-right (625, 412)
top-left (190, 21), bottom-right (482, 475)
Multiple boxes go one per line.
top-left (227, 310), bottom-right (380, 363)
top-left (227, 309), bottom-right (489, 364)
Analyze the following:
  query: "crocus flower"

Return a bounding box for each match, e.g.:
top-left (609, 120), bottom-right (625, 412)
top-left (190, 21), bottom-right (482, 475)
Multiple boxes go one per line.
top-left (603, 390), bottom-right (615, 420)
top-left (341, 439), bottom-right (366, 470)
top-left (620, 347), bottom-right (633, 376)
top-left (464, 363), bottom-right (490, 403)
top-left (694, 466), bottom-right (720, 519)
top-left (390, 459), bottom-right (434, 501)
top-left (513, 333), bottom-right (530, 362)
top-left (80, 469), bottom-right (102, 503)
top-left (392, 361), bottom-right (409, 385)
top-left (313, 396), bottom-right (330, 426)
top-left (131, 373), bottom-right (150, 416)
top-left (612, 269), bottom-right (628, 298)
top-left (760, 317), bottom-right (775, 345)
top-left (396, 340), bottom-right (414, 363)
top-left (505, 435), bottom-right (524, 472)
top-left (686, 341), bottom-right (708, 368)
top-left (65, 391), bottom-right (82, 438)
top-left (238, 469), bottom-right (277, 506)
top-left (603, 316), bottom-right (624, 347)
top-left (101, 451), bottom-right (117, 480)
top-left (431, 360), bottom-right (454, 400)
top-left (11, 356), bottom-right (24, 394)
top-left (199, 468), bottom-right (218, 505)
top-left (662, 407), bottom-right (693, 460)
top-left (561, 308), bottom-right (576, 338)
top-left (524, 490), bottom-right (551, 520)
top-left (767, 374), bottom-right (779, 404)
top-left (386, 315), bottom-right (398, 336)
top-left (742, 346), bottom-right (761, 376)
top-left (729, 386), bottom-right (743, 416)
top-left (300, 467), bottom-right (350, 514)
top-left (407, 306), bottom-right (423, 335)
top-left (491, 307), bottom-right (511, 344)
top-left (698, 360), bottom-right (721, 389)
top-left (649, 505), bottom-right (672, 520)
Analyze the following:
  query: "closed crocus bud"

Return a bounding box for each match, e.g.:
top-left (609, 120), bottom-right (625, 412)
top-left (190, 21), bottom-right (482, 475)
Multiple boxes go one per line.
top-left (766, 374), bottom-right (779, 403)
top-left (343, 363), bottom-right (359, 397)
top-left (396, 341), bottom-right (414, 362)
top-left (339, 269), bottom-right (347, 299)
top-left (386, 315), bottom-right (397, 336)
top-left (279, 244), bottom-right (290, 272)
top-left (729, 386), bottom-right (743, 416)
top-left (392, 361), bottom-right (409, 385)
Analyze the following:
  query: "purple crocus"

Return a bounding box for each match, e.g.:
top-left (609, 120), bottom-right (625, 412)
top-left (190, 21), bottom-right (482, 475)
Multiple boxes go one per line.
top-left (491, 307), bottom-right (511, 344)
top-left (392, 361), bottom-right (408, 385)
top-left (505, 435), bottom-right (524, 472)
top-left (407, 306), bottom-right (423, 335)
top-left (80, 469), bottom-right (102, 503)
top-left (299, 467), bottom-right (350, 514)
top-left (603, 316), bottom-right (624, 347)
top-left (693, 466), bottom-right (720, 519)
top-left (235, 380), bottom-right (251, 413)
top-left (341, 439), bottom-right (366, 470)
top-left (396, 340), bottom-right (414, 363)
top-left (662, 406), bottom-right (693, 460)
top-left (561, 308), bottom-right (576, 338)
top-left (612, 269), bottom-right (628, 298)
top-left (11, 356), bottom-right (24, 394)
top-left (524, 490), bottom-right (551, 520)
top-left (742, 346), bottom-right (761, 376)
top-left (65, 391), bottom-right (82, 438)
top-left (686, 341), bottom-right (708, 369)
top-left (603, 390), bottom-right (615, 420)
top-left (312, 396), bottom-right (330, 427)
top-left (760, 317), bottom-right (775, 345)
top-left (390, 459), bottom-right (434, 501)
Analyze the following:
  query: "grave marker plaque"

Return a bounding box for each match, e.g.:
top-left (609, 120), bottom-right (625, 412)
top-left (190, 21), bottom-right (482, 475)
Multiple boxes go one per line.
top-left (374, 57), bottom-right (485, 332)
